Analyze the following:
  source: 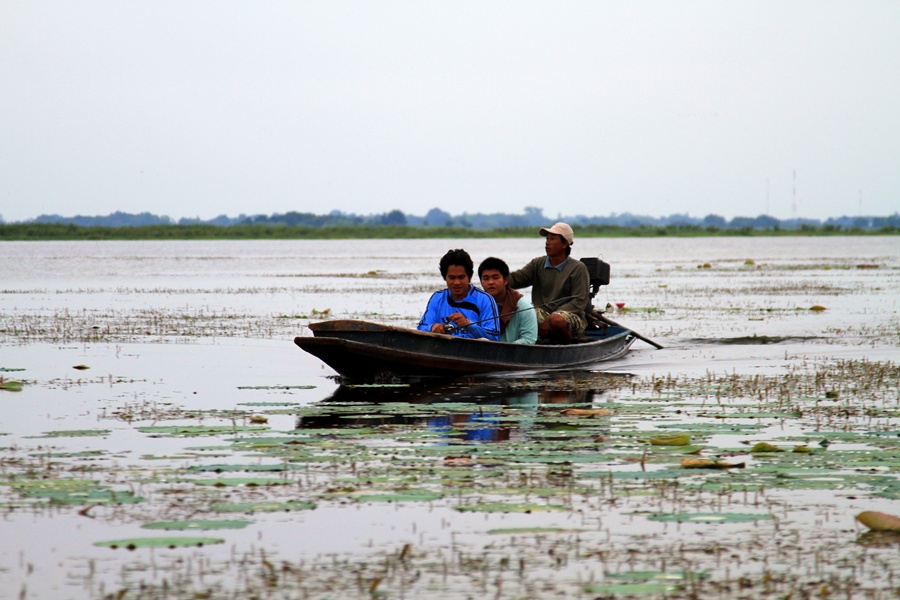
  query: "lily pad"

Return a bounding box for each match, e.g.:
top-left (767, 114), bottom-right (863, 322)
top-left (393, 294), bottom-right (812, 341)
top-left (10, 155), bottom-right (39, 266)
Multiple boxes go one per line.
top-left (354, 490), bottom-right (444, 503)
top-left (0, 380), bottom-right (23, 392)
top-left (647, 512), bottom-right (773, 523)
top-left (142, 520), bottom-right (253, 531)
top-left (9, 479), bottom-right (100, 493)
top-left (188, 463), bottom-right (301, 473)
top-left (237, 385), bottom-right (316, 390)
top-left (188, 477), bottom-right (292, 487)
top-left (648, 434), bottom-right (691, 446)
top-left (651, 445), bottom-right (706, 455)
top-left (209, 500), bottom-right (316, 513)
top-left (27, 429), bottom-right (111, 438)
top-left (454, 502), bottom-right (569, 513)
top-left (237, 401), bottom-right (302, 406)
top-left (488, 527), bottom-right (580, 535)
top-left (94, 537), bottom-right (224, 549)
top-left (581, 468), bottom-right (702, 481)
top-left (34, 490), bottom-right (144, 505)
top-left (750, 442), bottom-right (785, 453)
top-left (41, 450), bottom-right (107, 458)
top-left (138, 425), bottom-right (268, 436)
top-left (856, 511), bottom-right (900, 532)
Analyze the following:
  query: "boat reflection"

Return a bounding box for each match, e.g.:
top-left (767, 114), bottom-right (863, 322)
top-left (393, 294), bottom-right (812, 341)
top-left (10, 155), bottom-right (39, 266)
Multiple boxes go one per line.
top-left (295, 372), bottom-right (624, 444)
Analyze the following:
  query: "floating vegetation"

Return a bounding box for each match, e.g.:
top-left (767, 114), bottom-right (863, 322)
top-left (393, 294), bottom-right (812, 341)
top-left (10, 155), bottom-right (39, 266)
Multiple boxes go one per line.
top-left (94, 537), bottom-right (225, 549)
top-left (559, 408), bottom-right (610, 417)
top-left (487, 527), bottom-right (580, 535)
top-left (856, 511), bottom-right (900, 532)
top-left (647, 512), bottom-right (774, 523)
top-left (7, 480), bottom-right (145, 505)
top-left (0, 306), bottom-right (294, 343)
top-left (455, 502), bottom-right (570, 513)
top-left (137, 425), bottom-right (269, 436)
top-left (681, 458), bottom-right (745, 469)
top-left (0, 380), bottom-right (23, 391)
top-left (141, 520), bottom-right (253, 531)
top-left (237, 386), bottom-right (315, 391)
top-left (209, 500), bottom-right (317, 513)
top-left (353, 490), bottom-right (444, 503)
top-left (750, 442), bottom-right (786, 453)
top-left (648, 433), bottom-right (691, 446)
top-left (27, 429), bottom-right (111, 438)
top-left (187, 477), bottom-right (293, 487)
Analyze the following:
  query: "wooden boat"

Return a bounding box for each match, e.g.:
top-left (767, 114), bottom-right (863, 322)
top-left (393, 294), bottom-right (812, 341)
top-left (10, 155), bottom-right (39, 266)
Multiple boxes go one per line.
top-left (294, 319), bottom-right (636, 378)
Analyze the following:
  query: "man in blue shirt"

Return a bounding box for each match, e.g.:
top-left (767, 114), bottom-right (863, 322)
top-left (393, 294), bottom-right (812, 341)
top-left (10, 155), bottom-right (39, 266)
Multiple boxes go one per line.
top-left (418, 249), bottom-right (500, 340)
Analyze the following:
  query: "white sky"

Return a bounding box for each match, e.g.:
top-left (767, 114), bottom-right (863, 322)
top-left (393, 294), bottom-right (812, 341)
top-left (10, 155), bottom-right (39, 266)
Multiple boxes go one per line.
top-left (2, 1), bottom-right (898, 222)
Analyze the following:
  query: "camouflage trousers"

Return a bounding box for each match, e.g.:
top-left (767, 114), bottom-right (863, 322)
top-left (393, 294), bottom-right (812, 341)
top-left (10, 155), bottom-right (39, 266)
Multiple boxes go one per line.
top-left (534, 308), bottom-right (588, 338)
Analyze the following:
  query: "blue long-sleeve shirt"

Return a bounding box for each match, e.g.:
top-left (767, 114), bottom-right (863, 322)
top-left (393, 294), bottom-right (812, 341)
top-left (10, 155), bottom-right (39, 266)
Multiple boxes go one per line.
top-left (417, 285), bottom-right (500, 340)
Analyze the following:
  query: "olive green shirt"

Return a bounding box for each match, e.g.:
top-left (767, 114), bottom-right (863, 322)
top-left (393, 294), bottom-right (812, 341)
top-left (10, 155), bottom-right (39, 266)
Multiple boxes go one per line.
top-left (508, 256), bottom-right (590, 315)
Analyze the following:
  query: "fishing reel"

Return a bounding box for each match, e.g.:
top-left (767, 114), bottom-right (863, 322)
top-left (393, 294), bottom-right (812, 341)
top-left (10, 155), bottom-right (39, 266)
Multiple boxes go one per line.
top-left (442, 317), bottom-right (459, 335)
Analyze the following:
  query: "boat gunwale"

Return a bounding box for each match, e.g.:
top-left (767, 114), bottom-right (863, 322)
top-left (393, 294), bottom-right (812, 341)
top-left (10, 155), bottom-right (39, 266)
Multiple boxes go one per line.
top-left (295, 319), bottom-right (636, 377)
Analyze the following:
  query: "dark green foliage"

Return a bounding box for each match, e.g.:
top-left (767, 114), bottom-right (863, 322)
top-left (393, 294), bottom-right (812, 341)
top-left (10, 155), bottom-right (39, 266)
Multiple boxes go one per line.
top-left (1, 222), bottom-right (896, 241)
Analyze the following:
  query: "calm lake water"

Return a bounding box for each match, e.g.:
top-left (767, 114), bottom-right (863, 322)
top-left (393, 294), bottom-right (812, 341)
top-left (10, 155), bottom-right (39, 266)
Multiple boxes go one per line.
top-left (1, 237), bottom-right (898, 599)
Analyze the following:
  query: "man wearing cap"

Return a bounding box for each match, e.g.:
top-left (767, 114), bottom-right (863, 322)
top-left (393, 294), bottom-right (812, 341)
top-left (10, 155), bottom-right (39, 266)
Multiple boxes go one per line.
top-left (508, 222), bottom-right (590, 344)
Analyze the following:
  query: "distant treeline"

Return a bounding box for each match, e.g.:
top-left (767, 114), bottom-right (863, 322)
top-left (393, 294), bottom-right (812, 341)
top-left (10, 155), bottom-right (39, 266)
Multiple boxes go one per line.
top-left (6, 206), bottom-right (900, 232)
top-left (1, 222), bottom-right (897, 241)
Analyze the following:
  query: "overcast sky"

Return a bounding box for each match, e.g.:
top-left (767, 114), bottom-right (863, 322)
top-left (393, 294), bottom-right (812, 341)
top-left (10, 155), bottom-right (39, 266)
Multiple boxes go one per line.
top-left (2, 1), bottom-right (898, 223)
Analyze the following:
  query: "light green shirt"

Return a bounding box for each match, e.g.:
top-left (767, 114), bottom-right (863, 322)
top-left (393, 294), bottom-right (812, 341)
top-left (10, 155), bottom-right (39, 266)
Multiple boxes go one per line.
top-left (501, 296), bottom-right (538, 344)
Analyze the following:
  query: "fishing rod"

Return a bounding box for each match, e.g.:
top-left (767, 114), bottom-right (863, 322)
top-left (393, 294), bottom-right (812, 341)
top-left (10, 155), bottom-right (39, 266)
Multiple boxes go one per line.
top-left (442, 294), bottom-right (665, 349)
top-left (442, 295), bottom-right (579, 334)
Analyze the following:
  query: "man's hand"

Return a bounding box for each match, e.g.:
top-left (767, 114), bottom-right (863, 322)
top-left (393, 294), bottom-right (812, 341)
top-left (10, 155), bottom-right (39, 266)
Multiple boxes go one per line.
top-left (446, 312), bottom-right (470, 328)
top-left (431, 323), bottom-right (448, 334)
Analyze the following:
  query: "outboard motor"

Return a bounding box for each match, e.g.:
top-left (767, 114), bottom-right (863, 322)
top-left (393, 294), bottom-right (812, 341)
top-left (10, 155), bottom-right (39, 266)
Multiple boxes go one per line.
top-left (580, 257), bottom-right (611, 332)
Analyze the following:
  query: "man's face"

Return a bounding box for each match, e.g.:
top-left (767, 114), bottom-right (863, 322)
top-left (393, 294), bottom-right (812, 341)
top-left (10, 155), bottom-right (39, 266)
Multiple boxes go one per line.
top-left (480, 269), bottom-right (507, 300)
top-left (444, 265), bottom-right (470, 300)
top-left (544, 233), bottom-right (568, 256)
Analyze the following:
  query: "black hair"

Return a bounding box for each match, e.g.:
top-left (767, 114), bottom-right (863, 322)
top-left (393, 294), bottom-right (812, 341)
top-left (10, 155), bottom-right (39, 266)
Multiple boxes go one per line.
top-left (477, 256), bottom-right (509, 279)
top-left (439, 248), bottom-right (474, 279)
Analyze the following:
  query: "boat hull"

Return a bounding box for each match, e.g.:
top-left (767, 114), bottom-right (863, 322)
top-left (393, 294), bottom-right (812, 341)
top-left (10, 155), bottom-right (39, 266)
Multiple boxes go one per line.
top-left (294, 320), bottom-right (635, 378)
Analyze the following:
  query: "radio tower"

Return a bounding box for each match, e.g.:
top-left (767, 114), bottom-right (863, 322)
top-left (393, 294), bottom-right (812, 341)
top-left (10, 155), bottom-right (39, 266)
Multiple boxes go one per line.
top-left (791, 170), bottom-right (798, 218)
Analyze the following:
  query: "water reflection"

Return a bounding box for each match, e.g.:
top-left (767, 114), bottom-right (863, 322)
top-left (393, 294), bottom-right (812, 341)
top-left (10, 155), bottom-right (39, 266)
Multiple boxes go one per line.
top-left (294, 372), bottom-right (621, 444)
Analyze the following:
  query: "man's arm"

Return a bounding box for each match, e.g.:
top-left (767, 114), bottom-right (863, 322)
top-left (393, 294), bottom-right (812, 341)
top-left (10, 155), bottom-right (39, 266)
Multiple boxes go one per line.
top-left (459, 291), bottom-right (500, 340)
top-left (508, 258), bottom-right (538, 290)
top-left (416, 291), bottom-right (444, 332)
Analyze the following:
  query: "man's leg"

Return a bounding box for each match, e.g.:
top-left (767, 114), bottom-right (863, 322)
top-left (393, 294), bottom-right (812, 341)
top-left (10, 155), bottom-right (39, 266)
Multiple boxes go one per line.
top-left (535, 307), bottom-right (551, 338)
top-left (547, 313), bottom-right (572, 344)
top-left (547, 311), bottom-right (587, 344)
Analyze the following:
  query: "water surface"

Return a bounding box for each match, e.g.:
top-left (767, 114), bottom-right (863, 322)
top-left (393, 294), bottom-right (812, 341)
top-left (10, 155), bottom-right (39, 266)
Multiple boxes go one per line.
top-left (1, 237), bottom-right (898, 599)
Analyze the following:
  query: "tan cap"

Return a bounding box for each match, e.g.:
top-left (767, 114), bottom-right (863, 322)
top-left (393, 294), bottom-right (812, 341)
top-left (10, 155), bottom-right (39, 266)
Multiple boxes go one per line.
top-left (539, 222), bottom-right (574, 246)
